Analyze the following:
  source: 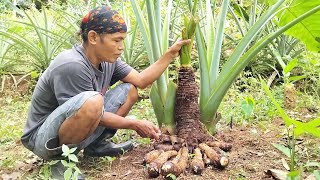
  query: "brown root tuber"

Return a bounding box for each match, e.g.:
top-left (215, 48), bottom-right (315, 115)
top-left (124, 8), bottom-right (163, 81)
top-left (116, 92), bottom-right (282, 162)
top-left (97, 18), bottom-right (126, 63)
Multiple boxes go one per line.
top-left (190, 148), bottom-right (205, 175)
top-left (161, 147), bottom-right (189, 177)
top-left (143, 149), bottom-right (164, 164)
top-left (161, 149), bottom-right (181, 177)
top-left (172, 147), bottom-right (189, 176)
top-left (147, 150), bottom-right (178, 178)
top-left (154, 143), bottom-right (174, 151)
top-left (199, 143), bottom-right (229, 168)
top-left (206, 141), bottom-right (232, 152)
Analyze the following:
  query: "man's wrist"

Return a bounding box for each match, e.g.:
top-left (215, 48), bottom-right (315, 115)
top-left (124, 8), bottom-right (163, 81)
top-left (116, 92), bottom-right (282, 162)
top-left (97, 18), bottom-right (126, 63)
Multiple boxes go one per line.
top-left (164, 49), bottom-right (176, 61)
top-left (127, 119), bottom-right (139, 131)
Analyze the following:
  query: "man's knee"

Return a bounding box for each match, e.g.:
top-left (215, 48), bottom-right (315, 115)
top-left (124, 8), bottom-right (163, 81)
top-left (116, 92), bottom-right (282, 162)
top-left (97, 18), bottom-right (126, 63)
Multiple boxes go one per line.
top-left (58, 93), bottom-right (104, 145)
top-left (82, 94), bottom-right (104, 121)
top-left (128, 84), bottom-right (138, 103)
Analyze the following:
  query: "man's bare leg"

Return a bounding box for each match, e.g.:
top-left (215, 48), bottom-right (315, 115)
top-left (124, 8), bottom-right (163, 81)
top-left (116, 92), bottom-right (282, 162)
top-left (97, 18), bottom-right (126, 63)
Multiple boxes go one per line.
top-left (58, 85), bottom-right (138, 145)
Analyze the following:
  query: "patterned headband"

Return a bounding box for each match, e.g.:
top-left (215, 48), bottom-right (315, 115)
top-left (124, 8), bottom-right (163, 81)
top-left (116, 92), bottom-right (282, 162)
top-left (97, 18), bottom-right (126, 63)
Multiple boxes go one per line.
top-left (80, 6), bottom-right (127, 35)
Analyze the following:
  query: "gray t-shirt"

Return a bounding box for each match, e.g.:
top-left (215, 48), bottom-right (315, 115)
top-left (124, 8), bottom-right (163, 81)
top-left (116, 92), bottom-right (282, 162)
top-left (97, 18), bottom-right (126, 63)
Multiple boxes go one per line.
top-left (21, 44), bottom-right (132, 151)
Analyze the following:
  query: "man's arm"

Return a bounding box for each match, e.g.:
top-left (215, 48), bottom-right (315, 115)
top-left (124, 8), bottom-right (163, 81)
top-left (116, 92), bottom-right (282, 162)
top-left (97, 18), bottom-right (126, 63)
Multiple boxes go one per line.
top-left (122, 39), bottom-right (190, 89)
top-left (100, 112), bottom-right (160, 139)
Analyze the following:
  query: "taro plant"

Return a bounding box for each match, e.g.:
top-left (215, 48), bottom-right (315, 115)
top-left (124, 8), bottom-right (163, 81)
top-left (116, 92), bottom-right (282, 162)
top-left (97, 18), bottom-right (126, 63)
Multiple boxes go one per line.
top-left (131, 0), bottom-right (178, 133)
top-left (187, 0), bottom-right (320, 134)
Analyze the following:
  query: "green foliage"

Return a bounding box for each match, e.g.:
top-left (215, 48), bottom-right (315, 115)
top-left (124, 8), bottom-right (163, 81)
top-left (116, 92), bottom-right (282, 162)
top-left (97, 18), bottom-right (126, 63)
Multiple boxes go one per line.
top-left (61, 144), bottom-right (81, 180)
top-left (166, 173), bottom-right (177, 180)
top-left (229, 2), bottom-right (305, 78)
top-left (0, 4), bottom-right (75, 72)
top-left (180, 12), bottom-right (198, 66)
top-left (0, 96), bottom-right (28, 145)
top-left (241, 96), bottom-right (255, 119)
top-left (272, 143), bottom-right (291, 158)
top-left (99, 156), bottom-right (116, 169)
top-left (39, 160), bottom-right (58, 179)
top-left (120, 1), bottom-right (148, 69)
top-left (131, 0), bottom-right (178, 131)
top-left (297, 52), bottom-right (320, 97)
top-left (262, 80), bottom-right (320, 137)
top-left (0, 40), bottom-right (16, 75)
top-left (277, 0), bottom-right (320, 52)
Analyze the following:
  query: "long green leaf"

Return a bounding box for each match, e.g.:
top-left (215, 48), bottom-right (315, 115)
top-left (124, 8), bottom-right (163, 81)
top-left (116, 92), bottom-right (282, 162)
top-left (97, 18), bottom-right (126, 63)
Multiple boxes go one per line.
top-left (146, 0), bottom-right (167, 103)
top-left (150, 84), bottom-right (164, 126)
top-left (200, 0), bottom-right (285, 123)
top-left (209, 0), bottom-right (229, 84)
top-left (203, 4), bottom-right (320, 123)
top-left (205, 0), bottom-right (215, 72)
top-left (130, 0), bottom-right (154, 63)
top-left (163, 81), bottom-right (177, 128)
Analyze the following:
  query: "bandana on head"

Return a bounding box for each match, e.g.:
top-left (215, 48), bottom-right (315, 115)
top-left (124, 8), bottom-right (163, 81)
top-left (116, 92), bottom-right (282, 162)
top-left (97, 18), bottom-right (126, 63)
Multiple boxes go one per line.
top-left (80, 6), bottom-right (127, 35)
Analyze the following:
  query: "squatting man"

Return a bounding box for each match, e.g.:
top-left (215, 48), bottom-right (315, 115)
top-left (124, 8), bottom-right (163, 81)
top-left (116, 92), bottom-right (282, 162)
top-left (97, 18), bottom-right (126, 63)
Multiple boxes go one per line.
top-left (21, 5), bottom-right (190, 176)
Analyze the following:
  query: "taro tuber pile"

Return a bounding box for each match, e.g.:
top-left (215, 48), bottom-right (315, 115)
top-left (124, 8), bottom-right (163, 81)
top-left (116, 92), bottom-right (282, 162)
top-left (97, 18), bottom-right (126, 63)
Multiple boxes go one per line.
top-left (144, 134), bottom-right (232, 178)
top-left (142, 61), bottom-right (233, 178)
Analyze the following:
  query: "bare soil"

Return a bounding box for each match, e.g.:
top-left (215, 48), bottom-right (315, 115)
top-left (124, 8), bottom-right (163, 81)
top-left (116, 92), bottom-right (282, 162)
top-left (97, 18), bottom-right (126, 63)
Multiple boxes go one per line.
top-left (79, 119), bottom-right (288, 180)
top-left (1, 114), bottom-right (318, 180)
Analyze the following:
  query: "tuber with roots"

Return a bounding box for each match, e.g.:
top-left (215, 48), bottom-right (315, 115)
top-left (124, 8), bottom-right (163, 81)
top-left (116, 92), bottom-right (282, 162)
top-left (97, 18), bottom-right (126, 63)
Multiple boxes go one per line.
top-left (143, 149), bottom-right (164, 164)
top-left (160, 149), bottom-right (181, 176)
top-left (199, 143), bottom-right (229, 168)
top-left (173, 147), bottom-right (189, 176)
top-left (190, 148), bottom-right (205, 174)
top-left (161, 147), bottom-right (189, 177)
top-left (206, 141), bottom-right (232, 152)
top-left (147, 150), bottom-right (178, 178)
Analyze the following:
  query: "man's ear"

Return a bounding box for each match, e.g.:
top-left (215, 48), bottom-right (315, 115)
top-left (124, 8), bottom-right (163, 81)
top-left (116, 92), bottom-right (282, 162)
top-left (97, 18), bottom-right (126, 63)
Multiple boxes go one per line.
top-left (87, 30), bottom-right (98, 45)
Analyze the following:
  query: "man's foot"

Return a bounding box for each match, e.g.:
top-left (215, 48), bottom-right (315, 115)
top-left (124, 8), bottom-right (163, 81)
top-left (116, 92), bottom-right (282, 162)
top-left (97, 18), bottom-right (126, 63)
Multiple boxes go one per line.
top-left (83, 140), bottom-right (134, 157)
top-left (51, 161), bottom-right (85, 180)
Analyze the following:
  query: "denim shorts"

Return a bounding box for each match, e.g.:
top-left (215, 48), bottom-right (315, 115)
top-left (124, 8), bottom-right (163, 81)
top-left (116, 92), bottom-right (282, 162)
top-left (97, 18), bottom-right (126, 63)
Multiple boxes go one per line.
top-left (33, 83), bottom-right (131, 160)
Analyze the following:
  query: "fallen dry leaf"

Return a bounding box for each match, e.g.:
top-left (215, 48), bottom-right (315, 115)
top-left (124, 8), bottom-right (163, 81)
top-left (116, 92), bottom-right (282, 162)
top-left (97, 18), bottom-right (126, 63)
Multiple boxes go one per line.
top-left (305, 174), bottom-right (316, 180)
top-left (1, 172), bottom-right (20, 180)
top-left (265, 169), bottom-right (288, 180)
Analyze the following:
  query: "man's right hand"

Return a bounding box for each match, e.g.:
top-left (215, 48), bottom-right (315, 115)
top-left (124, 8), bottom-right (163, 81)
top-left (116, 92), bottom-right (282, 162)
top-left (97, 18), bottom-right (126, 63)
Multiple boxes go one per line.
top-left (132, 120), bottom-right (161, 140)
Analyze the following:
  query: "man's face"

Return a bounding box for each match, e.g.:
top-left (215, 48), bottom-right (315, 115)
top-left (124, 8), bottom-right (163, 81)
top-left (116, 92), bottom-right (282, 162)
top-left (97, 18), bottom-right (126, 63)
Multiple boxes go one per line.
top-left (95, 32), bottom-right (127, 63)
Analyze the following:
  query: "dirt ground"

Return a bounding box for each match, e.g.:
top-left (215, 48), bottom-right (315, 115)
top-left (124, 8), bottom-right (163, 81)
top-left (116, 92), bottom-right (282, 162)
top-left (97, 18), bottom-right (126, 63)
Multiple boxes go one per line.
top-left (79, 119), bottom-right (289, 180)
top-left (1, 116), bottom-right (319, 180)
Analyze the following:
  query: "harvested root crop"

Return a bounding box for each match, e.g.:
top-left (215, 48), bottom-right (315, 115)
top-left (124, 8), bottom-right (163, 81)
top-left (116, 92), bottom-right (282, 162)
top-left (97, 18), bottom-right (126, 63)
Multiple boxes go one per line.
top-left (199, 143), bottom-right (229, 168)
top-left (206, 141), bottom-right (232, 152)
top-left (154, 143), bottom-right (174, 151)
top-left (160, 149), bottom-right (182, 177)
top-left (161, 147), bottom-right (189, 177)
top-left (143, 150), bottom-right (164, 164)
top-left (147, 150), bottom-right (178, 178)
top-left (190, 148), bottom-right (205, 174)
